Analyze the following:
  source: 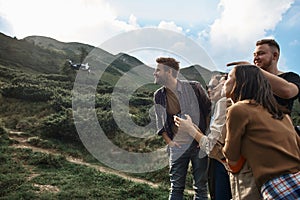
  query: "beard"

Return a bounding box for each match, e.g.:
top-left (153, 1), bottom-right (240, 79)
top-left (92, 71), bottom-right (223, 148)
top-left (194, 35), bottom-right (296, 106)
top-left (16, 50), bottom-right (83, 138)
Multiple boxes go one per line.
top-left (256, 58), bottom-right (273, 70)
top-left (154, 76), bottom-right (167, 85)
top-left (154, 77), bottom-right (166, 85)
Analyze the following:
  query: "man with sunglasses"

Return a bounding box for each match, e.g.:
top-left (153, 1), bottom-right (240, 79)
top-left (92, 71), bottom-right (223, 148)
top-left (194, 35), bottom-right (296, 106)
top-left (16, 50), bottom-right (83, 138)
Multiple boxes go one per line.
top-left (205, 74), bottom-right (232, 200)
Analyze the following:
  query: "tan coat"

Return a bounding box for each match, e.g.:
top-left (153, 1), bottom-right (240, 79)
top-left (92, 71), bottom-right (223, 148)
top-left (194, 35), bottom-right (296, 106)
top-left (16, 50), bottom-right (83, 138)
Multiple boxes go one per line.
top-left (223, 100), bottom-right (300, 189)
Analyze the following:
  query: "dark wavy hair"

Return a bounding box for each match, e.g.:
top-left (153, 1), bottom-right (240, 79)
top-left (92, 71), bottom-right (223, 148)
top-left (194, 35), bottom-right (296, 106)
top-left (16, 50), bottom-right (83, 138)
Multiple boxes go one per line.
top-left (232, 65), bottom-right (284, 120)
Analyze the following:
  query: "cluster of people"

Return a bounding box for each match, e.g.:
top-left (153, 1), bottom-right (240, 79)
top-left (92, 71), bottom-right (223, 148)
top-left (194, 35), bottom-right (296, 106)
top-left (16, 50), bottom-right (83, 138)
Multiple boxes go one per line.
top-left (153, 39), bottom-right (300, 200)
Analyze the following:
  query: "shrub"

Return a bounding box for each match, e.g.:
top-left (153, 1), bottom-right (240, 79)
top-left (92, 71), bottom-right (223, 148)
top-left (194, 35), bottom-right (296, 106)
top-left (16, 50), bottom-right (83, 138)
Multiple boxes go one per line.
top-left (1, 83), bottom-right (53, 101)
top-left (27, 152), bottom-right (66, 168)
top-left (38, 109), bottom-right (79, 142)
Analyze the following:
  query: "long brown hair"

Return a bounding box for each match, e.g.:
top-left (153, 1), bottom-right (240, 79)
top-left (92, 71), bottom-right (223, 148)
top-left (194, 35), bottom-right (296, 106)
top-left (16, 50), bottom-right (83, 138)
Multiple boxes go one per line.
top-left (232, 65), bottom-right (284, 120)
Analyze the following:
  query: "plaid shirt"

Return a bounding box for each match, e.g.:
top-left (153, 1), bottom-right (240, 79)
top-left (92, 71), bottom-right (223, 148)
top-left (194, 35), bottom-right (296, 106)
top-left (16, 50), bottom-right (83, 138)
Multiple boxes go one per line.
top-left (261, 171), bottom-right (300, 199)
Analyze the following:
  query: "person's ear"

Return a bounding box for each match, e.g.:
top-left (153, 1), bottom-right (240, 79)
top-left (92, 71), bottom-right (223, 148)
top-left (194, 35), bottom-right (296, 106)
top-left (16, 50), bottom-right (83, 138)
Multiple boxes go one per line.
top-left (166, 68), bottom-right (173, 77)
top-left (273, 51), bottom-right (279, 61)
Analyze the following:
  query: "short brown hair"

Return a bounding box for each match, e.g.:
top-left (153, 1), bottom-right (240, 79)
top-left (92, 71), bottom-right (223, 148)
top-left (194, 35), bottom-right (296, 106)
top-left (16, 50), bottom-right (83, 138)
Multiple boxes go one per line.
top-left (156, 57), bottom-right (180, 71)
top-left (256, 39), bottom-right (280, 53)
top-left (156, 57), bottom-right (180, 78)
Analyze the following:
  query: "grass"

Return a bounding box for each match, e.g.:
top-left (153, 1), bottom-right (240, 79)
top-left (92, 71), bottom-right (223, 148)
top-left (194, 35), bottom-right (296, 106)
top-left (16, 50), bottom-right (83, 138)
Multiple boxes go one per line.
top-left (26, 133), bottom-right (195, 191)
top-left (1, 130), bottom-right (195, 200)
top-left (0, 96), bottom-right (54, 130)
top-left (0, 64), bottom-right (209, 199)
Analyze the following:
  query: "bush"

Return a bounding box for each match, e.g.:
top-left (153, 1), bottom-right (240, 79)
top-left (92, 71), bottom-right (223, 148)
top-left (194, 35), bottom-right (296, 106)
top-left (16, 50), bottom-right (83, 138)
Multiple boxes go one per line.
top-left (16, 117), bottom-right (35, 131)
top-left (1, 83), bottom-right (53, 101)
top-left (95, 93), bottom-right (111, 110)
top-left (50, 91), bottom-right (72, 111)
top-left (27, 137), bottom-right (55, 149)
top-left (38, 109), bottom-right (79, 142)
top-left (96, 110), bottom-right (118, 138)
top-left (27, 152), bottom-right (66, 168)
top-left (0, 120), bottom-right (7, 135)
top-left (130, 96), bottom-right (153, 106)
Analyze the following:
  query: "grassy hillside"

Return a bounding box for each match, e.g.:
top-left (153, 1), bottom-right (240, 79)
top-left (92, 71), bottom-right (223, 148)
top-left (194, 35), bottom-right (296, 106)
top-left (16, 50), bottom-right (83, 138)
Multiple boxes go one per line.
top-left (0, 34), bottom-right (62, 73)
top-left (1, 128), bottom-right (177, 199)
top-left (0, 32), bottom-right (208, 199)
top-left (180, 64), bottom-right (212, 86)
top-left (1, 31), bottom-right (298, 199)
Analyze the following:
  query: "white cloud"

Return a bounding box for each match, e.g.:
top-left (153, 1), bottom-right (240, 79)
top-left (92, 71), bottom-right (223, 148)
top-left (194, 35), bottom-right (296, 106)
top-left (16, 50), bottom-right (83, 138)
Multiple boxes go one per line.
top-left (203, 0), bottom-right (294, 69)
top-left (108, 0), bottom-right (219, 25)
top-left (1, 0), bottom-right (298, 74)
top-left (0, 0), bottom-right (140, 45)
top-left (157, 21), bottom-right (183, 33)
top-left (128, 14), bottom-right (139, 27)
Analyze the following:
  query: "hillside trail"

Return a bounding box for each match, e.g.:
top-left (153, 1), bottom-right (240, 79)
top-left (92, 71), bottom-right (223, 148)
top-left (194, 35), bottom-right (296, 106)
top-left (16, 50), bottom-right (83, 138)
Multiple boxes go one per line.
top-left (8, 130), bottom-right (195, 195)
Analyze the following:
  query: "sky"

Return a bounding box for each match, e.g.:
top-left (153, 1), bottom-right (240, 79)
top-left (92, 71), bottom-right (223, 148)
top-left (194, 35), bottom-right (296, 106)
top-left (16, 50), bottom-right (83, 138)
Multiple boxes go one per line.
top-left (0, 0), bottom-right (299, 74)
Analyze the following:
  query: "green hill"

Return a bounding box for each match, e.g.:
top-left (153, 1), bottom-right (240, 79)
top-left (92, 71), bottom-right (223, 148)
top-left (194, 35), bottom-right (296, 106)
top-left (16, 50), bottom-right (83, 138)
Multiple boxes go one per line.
top-left (0, 31), bottom-right (299, 199)
top-left (180, 64), bottom-right (212, 85)
top-left (0, 32), bottom-right (213, 199)
top-left (0, 33), bottom-right (64, 73)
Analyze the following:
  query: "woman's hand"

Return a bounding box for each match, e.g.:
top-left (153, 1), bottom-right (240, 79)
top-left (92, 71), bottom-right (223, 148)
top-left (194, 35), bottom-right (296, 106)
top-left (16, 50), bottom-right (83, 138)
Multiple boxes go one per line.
top-left (174, 115), bottom-right (197, 136)
top-left (174, 115), bottom-right (193, 132)
top-left (174, 115), bottom-right (206, 143)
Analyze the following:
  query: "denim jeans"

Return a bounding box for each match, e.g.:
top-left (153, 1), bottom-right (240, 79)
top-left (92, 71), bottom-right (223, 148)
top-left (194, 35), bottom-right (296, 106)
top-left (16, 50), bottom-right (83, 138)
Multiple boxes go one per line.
top-left (209, 159), bottom-right (231, 200)
top-left (168, 142), bottom-right (208, 200)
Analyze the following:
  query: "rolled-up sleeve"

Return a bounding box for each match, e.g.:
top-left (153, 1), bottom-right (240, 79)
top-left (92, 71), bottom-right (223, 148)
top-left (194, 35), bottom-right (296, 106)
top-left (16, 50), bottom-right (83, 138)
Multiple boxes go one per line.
top-left (199, 97), bottom-right (227, 154)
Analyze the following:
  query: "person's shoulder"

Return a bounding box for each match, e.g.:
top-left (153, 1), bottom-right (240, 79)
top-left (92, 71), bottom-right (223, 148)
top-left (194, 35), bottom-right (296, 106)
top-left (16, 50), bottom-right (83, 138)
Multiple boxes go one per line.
top-left (279, 71), bottom-right (300, 80)
top-left (279, 72), bottom-right (300, 89)
top-left (189, 80), bottom-right (202, 87)
top-left (228, 100), bottom-right (253, 115)
top-left (185, 80), bottom-right (205, 90)
top-left (280, 71), bottom-right (299, 76)
top-left (179, 80), bottom-right (201, 91)
top-left (229, 101), bottom-right (246, 109)
top-left (217, 96), bottom-right (227, 103)
top-left (180, 80), bottom-right (200, 86)
top-left (187, 80), bottom-right (200, 84)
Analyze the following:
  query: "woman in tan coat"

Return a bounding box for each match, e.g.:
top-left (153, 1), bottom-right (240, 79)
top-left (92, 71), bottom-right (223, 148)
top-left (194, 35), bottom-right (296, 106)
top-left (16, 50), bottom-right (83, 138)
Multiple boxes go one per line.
top-left (175, 65), bottom-right (300, 199)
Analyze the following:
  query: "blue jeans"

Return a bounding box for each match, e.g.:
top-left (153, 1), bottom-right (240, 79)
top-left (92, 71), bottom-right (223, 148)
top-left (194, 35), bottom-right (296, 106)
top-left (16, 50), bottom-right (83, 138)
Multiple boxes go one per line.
top-left (168, 142), bottom-right (208, 200)
top-left (209, 159), bottom-right (231, 200)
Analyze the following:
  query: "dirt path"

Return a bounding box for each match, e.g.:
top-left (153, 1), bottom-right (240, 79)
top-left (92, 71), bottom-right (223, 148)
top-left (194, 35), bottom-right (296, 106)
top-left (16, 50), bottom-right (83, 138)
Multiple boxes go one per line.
top-left (8, 131), bottom-right (162, 189)
top-left (8, 131), bottom-right (198, 195)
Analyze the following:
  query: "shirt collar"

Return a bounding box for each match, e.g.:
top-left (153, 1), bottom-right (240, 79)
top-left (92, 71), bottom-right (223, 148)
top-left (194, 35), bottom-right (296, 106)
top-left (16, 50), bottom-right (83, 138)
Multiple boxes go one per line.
top-left (162, 79), bottom-right (183, 93)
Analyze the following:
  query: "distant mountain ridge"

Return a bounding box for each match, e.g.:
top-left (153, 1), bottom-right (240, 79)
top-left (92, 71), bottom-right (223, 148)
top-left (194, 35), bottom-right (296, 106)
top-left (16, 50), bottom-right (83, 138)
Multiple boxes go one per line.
top-left (0, 33), bottom-right (64, 73)
top-left (0, 32), bottom-right (212, 85)
top-left (25, 35), bottom-right (109, 59)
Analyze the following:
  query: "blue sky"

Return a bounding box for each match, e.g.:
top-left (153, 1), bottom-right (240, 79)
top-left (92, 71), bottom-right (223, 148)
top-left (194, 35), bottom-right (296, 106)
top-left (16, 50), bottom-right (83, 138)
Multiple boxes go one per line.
top-left (0, 0), bottom-right (299, 74)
